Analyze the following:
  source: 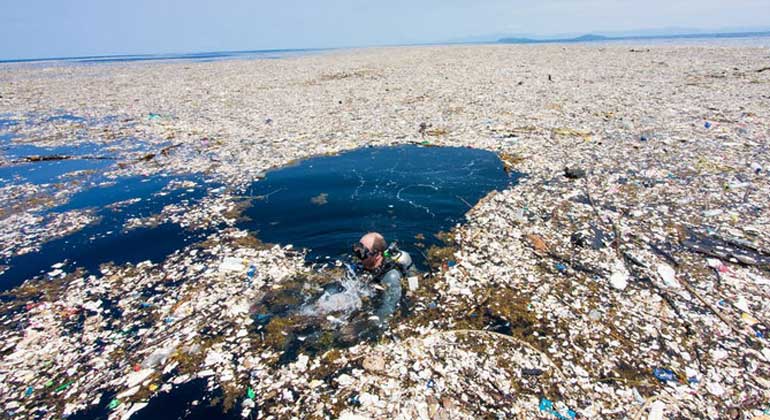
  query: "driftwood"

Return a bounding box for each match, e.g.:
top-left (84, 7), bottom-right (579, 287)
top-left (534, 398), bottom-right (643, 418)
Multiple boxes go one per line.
top-left (10, 144), bottom-right (182, 165)
top-left (681, 228), bottom-right (770, 268)
top-left (136, 143), bottom-right (183, 162)
top-left (12, 155), bottom-right (115, 163)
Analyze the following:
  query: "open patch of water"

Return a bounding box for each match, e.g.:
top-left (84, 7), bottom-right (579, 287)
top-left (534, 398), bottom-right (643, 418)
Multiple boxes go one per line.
top-left (239, 144), bottom-right (518, 269)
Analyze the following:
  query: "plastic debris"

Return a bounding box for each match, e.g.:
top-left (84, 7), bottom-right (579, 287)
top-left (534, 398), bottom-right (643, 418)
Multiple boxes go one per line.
top-left (219, 257), bottom-right (247, 273)
top-left (706, 382), bottom-right (725, 397)
top-left (521, 368), bottom-right (544, 376)
top-left (54, 381), bottom-right (72, 392)
top-left (539, 397), bottom-right (576, 420)
top-left (648, 400), bottom-right (666, 420)
top-left (656, 263), bottom-right (679, 288)
top-left (563, 167), bottom-right (586, 179)
top-left (407, 276), bottom-right (419, 291)
top-left (609, 268), bottom-right (628, 291)
top-left (0, 44), bottom-right (768, 420)
top-left (653, 368), bottom-right (676, 382)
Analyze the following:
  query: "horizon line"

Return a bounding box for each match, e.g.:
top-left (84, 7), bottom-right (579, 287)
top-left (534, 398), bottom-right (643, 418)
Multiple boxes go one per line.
top-left (2, 29), bottom-right (769, 64)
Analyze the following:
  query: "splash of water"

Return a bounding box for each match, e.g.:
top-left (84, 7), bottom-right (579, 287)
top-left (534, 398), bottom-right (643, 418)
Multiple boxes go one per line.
top-left (300, 265), bottom-right (373, 320)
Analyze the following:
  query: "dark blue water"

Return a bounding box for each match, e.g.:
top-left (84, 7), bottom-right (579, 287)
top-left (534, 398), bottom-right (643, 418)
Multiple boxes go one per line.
top-left (0, 119), bottom-right (18, 129)
top-left (0, 175), bottom-right (214, 291)
top-left (239, 145), bottom-right (516, 268)
top-left (128, 380), bottom-right (238, 420)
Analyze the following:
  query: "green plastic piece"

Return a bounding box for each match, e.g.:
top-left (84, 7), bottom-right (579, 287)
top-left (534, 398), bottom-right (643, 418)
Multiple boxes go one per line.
top-left (54, 381), bottom-right (72, 392)
top-left (108, 398), bottom-right (121, 410)
top-left (246, 387), bottom-right (255, 399)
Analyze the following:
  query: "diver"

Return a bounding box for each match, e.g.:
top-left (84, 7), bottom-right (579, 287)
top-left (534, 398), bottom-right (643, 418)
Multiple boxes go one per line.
top-left (352, 232), bottom-right (414, 325)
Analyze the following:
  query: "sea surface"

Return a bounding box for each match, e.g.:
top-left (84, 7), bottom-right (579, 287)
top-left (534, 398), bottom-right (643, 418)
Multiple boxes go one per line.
top-left (239, 144), bottom-right (517, 269)
top-left (2, 32), bottom-right (769, 67)
top-left (0, 48), bottom-right (325, 66)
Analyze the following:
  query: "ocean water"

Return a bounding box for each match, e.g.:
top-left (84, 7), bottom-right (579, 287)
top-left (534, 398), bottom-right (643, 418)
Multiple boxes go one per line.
top-left (0, 174), bottom-right (215, 291)
top-left (598, 35), bottom-right (770, 48)
top-left (0, 117), bottom-right (217, 290)
top-left (4, 32), bottom-right (768, 68)
top-left (239, 144), bottom-right (518, 269)
top-left (0, 48), bottom-right (325, 66)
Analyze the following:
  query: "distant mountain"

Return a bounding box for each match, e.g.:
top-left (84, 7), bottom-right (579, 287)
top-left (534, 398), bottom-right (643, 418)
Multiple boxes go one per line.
top-left (572, 34), bottom-right (609, 42)
top-left (498, 33), bottom-right (608, 44)
top-left (498, 31), bottom-right (770, 44)
top-left (447, 26), bottom-right (770, 44)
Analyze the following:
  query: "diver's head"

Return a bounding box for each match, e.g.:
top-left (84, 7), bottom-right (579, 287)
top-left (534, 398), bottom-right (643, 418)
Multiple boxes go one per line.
top-left (354, 232), bottom-right (386, 271)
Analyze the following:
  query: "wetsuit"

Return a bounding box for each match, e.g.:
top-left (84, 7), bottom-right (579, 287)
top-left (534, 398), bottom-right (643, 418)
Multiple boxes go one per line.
top-left (373, 266), bottom-right (403, 324)
top-left (371, 251), bottom-right (413, 324)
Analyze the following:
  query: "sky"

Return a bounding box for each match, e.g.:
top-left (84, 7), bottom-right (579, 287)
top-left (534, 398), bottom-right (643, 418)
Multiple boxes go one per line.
top-left (2, 0), bottom-right (770, 60)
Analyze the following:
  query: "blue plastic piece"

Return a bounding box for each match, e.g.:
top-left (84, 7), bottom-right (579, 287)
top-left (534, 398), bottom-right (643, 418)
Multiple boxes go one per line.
top-left (555, 263), bottom-right (567, 272)
top-left (539, 398), bottom-right (576, 420)
top-left (653, 367), bottom-right (676, 382)
top-left (704, 121), bottom-right (712, 129)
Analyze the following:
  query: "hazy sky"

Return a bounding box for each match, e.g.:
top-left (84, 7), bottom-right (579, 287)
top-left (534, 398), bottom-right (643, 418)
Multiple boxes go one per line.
top-left (2, 0), bottom-right (769, 59)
